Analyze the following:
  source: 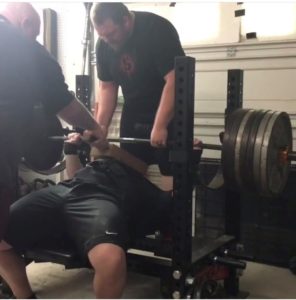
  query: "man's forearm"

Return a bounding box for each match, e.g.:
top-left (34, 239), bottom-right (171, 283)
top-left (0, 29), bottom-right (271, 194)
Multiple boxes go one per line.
top-left (95, 81), bottom-right (118, 129)
top-left (58, 99), bottom-right (98, 130)
top-left (96, 96), bottom-right (117, 129)
top-left (153, 74), bottom-right (175, 129)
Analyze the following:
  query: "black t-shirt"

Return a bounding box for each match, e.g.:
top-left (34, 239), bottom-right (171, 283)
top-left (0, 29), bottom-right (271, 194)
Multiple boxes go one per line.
top-left (96, 11), bottom-right (185, 116)
top-left (0, 17), bottom-right (75, 187)
top-left (0, 16), bottom-right (73, 117)
top-left (96, 12), bottom-right (184, 173)
top-left (60, 158), bottom-right (171, 221)
top-left (63, 158), bottom-right (131, 201)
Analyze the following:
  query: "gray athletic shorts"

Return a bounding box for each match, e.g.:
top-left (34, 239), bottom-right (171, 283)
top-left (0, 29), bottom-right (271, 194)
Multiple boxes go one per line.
top-left (5, 168), bottom-right (171, 258)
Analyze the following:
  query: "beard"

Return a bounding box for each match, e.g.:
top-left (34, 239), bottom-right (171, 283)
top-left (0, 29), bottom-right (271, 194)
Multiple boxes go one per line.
top-left (109, 31), bottom-right (130, 52)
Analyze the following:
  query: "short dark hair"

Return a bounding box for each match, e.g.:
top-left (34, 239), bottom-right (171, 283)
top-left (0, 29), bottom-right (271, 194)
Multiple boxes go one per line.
top-left (92, 2), bottom-right (130, 26)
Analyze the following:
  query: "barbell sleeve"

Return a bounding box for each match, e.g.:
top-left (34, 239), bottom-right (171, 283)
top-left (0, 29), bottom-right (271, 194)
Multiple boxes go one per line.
top-left (288, 152), bottom-right (296, 161)
top-left (49, 136), bottom-right (68, 141)
top-left (202, 143), bottom-right (223, 151)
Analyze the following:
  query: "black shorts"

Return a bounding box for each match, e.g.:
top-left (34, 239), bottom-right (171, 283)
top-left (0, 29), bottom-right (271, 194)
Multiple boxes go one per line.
top-left (5, 170), bottom-right (172, 258)
top-left (0, 112), bottom-right (25, 240)
top-left (0, 116), bottom-right (22, 188)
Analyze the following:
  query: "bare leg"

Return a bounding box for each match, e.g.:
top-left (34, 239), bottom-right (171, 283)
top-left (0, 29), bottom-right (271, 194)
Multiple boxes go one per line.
top-left (0, 243), bottom-right (33, 299)
top-left (88, 243), bottom-right (126, 298)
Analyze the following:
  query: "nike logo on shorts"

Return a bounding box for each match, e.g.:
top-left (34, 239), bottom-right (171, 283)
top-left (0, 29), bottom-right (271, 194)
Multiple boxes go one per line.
top-left (105, 230), bottom-right (118, 235)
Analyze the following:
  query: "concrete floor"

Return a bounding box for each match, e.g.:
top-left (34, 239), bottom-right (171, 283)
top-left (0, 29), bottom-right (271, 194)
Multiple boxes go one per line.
top-left (8, 260), bottom-right (293, 299)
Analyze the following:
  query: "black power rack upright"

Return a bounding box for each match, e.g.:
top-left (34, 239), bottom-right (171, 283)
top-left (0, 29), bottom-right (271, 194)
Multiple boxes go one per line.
top-left (126, 57), bottom-right (248, 298)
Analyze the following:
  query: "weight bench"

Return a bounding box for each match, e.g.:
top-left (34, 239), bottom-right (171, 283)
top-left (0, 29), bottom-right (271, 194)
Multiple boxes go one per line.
top-left (24, 238), bottom-right (87, 269)
top-left (23, 230), bottom-right (174, 274)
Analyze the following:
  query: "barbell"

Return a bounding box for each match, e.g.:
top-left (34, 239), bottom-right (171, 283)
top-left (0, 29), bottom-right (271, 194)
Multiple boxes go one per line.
top-left (23, 108), bottom-right (295, 197)
top-left (49, 135), bottom-right (222, 150)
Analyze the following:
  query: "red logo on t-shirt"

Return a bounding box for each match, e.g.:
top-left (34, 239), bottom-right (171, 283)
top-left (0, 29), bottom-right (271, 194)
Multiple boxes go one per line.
top-left (119, 53), bottom-right (135, 76)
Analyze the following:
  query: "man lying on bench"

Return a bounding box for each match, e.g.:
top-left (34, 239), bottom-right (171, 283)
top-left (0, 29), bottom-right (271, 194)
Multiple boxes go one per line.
top-left (0, 133), bottom-right (172, 299)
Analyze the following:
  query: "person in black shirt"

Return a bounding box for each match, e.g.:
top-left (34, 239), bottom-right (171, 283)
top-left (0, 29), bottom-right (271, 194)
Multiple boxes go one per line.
top-left (92, 2), bottom-right (185, 178)
top-left (0, 134), bottom-right (172, 299)
top-left (0, 3), bottom-right (106, 242)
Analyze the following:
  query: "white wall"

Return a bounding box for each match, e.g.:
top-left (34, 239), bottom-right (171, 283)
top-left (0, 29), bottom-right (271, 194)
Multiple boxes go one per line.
top-left (34, 2), bottom-right (86, 91)
top-left (127, 2), bottom-right (240, 46)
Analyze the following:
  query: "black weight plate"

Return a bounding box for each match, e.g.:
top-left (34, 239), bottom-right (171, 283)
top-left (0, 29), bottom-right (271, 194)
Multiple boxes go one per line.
top-left (23, 114), bottom-right (64, 171)
top-left (231, 109), bottom-right (254, 189)
top-left (239, 110), bottom-right (267, 192)
top-left (260, 112), bottom-right (292, 196)
top-left (222, 109), bottom-right (250, 190)
top-left (233, 109), bottom-right (256, 189)
top-left (253, 111), bottom-right (274, 193)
